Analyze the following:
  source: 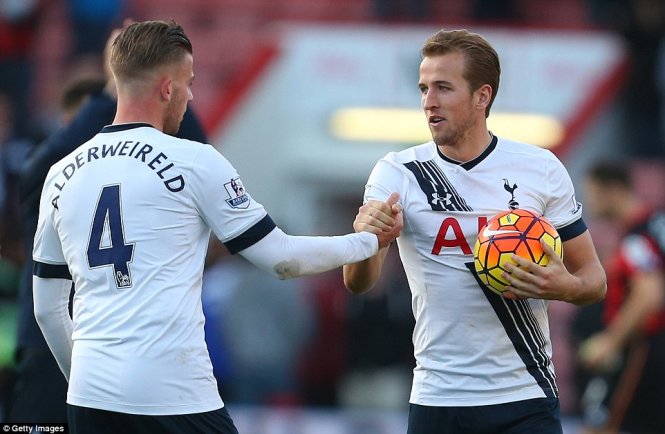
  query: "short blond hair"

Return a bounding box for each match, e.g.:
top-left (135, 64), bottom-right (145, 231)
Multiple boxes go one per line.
top-left (110, 20), bottom-right (192, 82)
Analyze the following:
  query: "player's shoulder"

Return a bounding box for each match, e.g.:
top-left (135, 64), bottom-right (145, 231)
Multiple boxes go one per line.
top-left (493, 136), bottom-right (563, 173)
top-left (108, 125), bottom-right (218, 164)
top-left (45, 125), bottom-right (215, 179)
top-left (495, 136), bottom-right (556, 159)
top-left (139, 126), bottom-right (209, 152)
top-left (380, 141), bottom-right (437, 164)
top-left (140, 130), bottom-right (227, 174)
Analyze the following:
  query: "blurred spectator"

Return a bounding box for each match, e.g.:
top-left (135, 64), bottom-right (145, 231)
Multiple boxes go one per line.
top-left (0, 90), bottom-right (33, 293)
top-left (65, 0), bottom-right (125, 81)
top-left (0, 94), bottom-right (12, 223)
top-left (58, 76), bottom-right (106, 124)
top-left (67, 0), bottom-right (124, 59)
top-left (0, 0), bottom-right (48, 286)
top-left (658, 21), bottom-right (665, 147)
top-left (576, 159), bottom-right (665, 433)
top-left (5, 74), bottom-right (103, 424)
top-left (0, 0), bottom-right (44, 139)
top-left (338, 248), bottom-right (413, 410)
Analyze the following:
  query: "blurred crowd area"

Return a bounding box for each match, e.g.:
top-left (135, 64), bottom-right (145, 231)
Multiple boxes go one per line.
top-left (1, 0), bottom-right (664, 426)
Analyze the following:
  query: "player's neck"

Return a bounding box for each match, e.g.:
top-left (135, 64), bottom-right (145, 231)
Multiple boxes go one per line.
top-left (113, 100), bottom-right (164, 132)
top-left (437, 128), bottom-right (493, 163)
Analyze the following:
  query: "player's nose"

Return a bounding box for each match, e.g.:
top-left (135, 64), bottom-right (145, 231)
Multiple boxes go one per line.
top-left (422, 90), bottom-right (438, 110)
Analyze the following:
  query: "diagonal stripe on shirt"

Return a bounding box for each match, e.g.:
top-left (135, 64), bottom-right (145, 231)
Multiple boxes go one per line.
top-left (465, 262), bottom-right (558, 398)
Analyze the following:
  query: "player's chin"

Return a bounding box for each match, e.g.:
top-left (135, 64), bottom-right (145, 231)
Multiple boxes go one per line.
top-left (431, 131), bottom-right (456, 148)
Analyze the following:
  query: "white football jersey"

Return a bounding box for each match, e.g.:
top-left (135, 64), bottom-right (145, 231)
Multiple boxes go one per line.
top-left (33, 124), bottom-right (276, 415)
top-left (363, 136), bottom-right (585, 406)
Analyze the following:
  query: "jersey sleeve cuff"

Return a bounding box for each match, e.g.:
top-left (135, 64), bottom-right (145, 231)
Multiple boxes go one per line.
top-left (33, 260), bottom-right (72, 280)
top-left (557, 217), bottom-right (587, 242)
top-left (224, 214), bottom-right (277, 254)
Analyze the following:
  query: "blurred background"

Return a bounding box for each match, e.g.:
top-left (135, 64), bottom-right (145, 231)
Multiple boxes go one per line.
top-left (0, 0), bottom-right (664, 433)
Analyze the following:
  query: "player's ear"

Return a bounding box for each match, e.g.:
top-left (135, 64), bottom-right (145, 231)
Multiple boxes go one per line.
top-left (159, 77), bottom-right (172, 102)
top-left (475, 84), bottom-right (492, 110)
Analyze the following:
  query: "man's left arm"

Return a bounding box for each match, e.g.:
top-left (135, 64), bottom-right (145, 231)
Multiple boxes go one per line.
top-left (503, 154), bottom-right (607, 304)
top-left (557, 231), bottom-right (608, 304)
top-left (33, 276), bottom-right (74, 380)
top-left (503, 230), bottom-right (606, 305)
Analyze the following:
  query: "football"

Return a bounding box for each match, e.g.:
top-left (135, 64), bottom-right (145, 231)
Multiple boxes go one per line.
top-left (473, 209), bottom-right (563, 294)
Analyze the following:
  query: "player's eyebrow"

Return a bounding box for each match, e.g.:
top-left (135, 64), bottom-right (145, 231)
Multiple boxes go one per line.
top-left (433, 80), bottom-right (454, 87)
top-left (419, 79), bottom-right (454, 87)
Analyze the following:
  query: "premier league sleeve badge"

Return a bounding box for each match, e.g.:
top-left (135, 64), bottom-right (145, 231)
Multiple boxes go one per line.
top-left (224, 177), bottom-right (250, 209)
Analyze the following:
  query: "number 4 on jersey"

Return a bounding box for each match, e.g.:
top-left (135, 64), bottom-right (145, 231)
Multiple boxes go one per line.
top-left (87, 184), bottom-right (135, 288)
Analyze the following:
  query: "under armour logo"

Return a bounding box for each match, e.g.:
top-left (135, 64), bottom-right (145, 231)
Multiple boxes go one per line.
top-left (431, 191), bottom-right (452, 207)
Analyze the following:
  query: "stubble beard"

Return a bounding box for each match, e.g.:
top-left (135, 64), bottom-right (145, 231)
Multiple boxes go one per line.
top-left (431, 114), bottom-right (476, 149)
top-left (164, 100), bottom-right (184, 136)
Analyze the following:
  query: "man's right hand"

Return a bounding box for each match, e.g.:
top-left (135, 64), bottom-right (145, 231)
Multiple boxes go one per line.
top-left (353, 192), bottom-right (403, 249)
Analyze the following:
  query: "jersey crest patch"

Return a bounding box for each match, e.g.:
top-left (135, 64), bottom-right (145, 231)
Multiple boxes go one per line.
top-left (224, 177), bottom-right (250, 209)
top-left (404, 160), bottom-right (472, 212)
top-left (503, 178), bottom-right (519, 210)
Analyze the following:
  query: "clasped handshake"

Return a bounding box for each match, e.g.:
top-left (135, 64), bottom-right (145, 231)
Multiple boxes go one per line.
top-left (353, 192), bottom-right (404, 249)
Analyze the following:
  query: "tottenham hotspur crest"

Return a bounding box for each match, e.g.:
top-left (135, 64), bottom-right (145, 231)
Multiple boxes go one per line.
top-left (503, 178), bottom-right (519, 210)
top-left (224, 177), bottom-right (250, 209)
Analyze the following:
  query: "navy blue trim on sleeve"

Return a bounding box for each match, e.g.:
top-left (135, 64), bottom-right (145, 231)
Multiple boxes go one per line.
top-left (224, 214), bottom-right (277, 254)
top-left (558, 217), bottom-right (588, 242)
top-left (33, 261), bottom-right (72, 280)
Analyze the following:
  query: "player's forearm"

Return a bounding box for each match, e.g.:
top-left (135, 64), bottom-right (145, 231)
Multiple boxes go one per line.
top-left (343, 248), bottom-right (389, 294)
top-left (557, 231), bottom-right (606, 305)
top-left (565, 263), bottom-right (607, 305)
top-left (33, 276), bottom-right (74, 380)
top-left (239, 227), bottom-right (379, 279)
